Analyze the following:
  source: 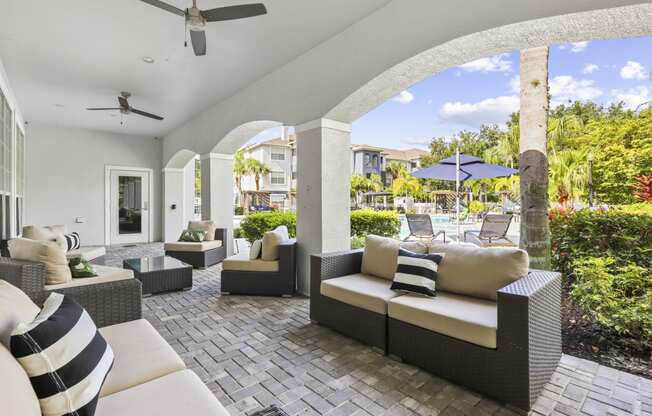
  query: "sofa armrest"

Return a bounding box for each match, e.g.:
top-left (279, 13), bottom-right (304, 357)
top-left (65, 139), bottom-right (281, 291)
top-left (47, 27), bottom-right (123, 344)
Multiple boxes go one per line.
top-left (214, 228), bottom-right (227, 246)
top-left (309, 249), bottom-right (363, 299)
top-left (278, 239), bottom-right (297, 280)
top-left (0, 257), bottom-right (47, 304)
top-left (47, 278), bottom-right (143, 328)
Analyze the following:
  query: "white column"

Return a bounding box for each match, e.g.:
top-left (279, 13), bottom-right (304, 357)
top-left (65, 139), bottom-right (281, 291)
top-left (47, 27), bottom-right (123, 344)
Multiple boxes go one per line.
top-left (162, 168), bottom-right (185, 242)
top-left (200, 153), bottom-right (234, 255)
top-left (295, 118), bottom-right (351, 295)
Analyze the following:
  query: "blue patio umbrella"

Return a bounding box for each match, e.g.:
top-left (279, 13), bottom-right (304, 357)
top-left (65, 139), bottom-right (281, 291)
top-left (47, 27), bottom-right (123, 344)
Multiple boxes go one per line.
top-left (411, 150), bottom-right (518, 241)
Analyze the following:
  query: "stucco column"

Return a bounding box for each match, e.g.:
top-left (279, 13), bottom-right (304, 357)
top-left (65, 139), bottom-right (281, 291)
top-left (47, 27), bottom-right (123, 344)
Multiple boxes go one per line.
top-left (295, 119), bottom-right (351, 295)
top-left (200, 153), bottom-right (234, 255)
top-left (162, 168), bottom-right (185, 242)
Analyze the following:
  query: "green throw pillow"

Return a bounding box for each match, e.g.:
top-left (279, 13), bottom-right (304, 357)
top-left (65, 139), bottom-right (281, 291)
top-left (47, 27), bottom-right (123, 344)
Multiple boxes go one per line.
top-left (68, 257), bottom-right (98, 278)
top-left (178, 229), bottom-right (206, 242)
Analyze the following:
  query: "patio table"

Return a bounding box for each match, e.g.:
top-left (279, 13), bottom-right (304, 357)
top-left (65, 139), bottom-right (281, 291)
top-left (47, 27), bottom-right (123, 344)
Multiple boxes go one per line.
top-left (123, 255), bottom-right (192, 295)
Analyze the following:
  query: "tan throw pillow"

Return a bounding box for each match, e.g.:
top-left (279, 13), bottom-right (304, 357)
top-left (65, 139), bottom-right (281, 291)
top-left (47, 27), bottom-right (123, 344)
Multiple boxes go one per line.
top-left (261, 229), bottom-right (285, 261)
top-left (428, 243), bottom-right (529, 301)
top-left (361, 235), bottom-right (400, 280)
top-left (22, 225), bottom-right (67, 241)
top-left (8, 238), bottom-right (72, 285)
top-left (249, 239), bottom-right (263, 260)
top-left (0, 281), bottom-right (40, 347)
top-left (274, 225), bottom-right (290, 241)
top-left (400, 240), bottom-right (429, 254)
top-left (188, 220), bottom-right (216, 241)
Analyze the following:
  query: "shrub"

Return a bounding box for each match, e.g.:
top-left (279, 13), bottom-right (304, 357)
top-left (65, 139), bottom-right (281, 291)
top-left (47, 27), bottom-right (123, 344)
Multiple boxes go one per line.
top-left (468, 200), bottom-right (485, 214)
top-left (239, 211), bottom-right (296, 242)
top-left (233, 227), bottom-right (242, 239)
top-left (234, 206), bottom-right (244, 215)
top-left (350, 209), bottom-right (401, 238)
top-left (615, 202), bottom-right (652, 216)
top-left (571, 256), bottom-right (652, 341)
top-left (550, 209), bottom-right (652, 277)
top-left (351, 236), bottom-right (365, 249)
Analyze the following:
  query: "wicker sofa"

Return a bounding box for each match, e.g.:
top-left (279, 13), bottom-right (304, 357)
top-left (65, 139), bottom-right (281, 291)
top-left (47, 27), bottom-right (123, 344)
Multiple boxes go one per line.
top-left (164, 227), bottom-right (227, 269)
top-left (221, 239), bottom-right (297, 296)
top-left (310, 242), bottom-right (561, 411)
top-left (22, 224), bottom-right (107, 264)
top-left (0, 281), bottom-right (229, 416)
top-left (0, 257), bottom-right (142, 328)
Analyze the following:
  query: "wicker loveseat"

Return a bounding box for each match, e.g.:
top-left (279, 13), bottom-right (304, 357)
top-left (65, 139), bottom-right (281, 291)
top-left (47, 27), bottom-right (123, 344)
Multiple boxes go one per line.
top-left (0, 257), bottom-right (142, 328)
top-left (310, 240), bottom-right (561, 411)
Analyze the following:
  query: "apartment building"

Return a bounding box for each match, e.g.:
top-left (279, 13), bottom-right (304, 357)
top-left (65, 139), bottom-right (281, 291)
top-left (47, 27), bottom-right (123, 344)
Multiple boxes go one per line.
top-left (351, 144), bottom-right (428, 185)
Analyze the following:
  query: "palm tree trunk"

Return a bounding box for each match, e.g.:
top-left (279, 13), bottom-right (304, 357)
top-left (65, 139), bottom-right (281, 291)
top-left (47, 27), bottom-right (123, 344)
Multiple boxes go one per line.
top-left (519, 46), bottom-right (551, 270)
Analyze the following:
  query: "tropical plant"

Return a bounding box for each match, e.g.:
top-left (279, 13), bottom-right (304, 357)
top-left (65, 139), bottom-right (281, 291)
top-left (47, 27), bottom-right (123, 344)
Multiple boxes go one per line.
top-left (386, 161), bottom-right (406, 182)
top-left (548, 149), bottom-right (588, 207)
top-left (246, 158), bottom-right (270, 192)
top-left (232, 149), bottom-right (248, 206)
top-left (635, 175), bottom-right (652, 202)
top-left (391, 170), bottom-right (420, 198)
top-left (239, 211), bottom-right (296, 242)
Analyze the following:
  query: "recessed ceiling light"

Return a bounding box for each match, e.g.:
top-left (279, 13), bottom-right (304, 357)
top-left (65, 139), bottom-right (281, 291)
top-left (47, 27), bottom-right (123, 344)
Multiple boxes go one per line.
top-left (142, 56), bottom-right (155, 64)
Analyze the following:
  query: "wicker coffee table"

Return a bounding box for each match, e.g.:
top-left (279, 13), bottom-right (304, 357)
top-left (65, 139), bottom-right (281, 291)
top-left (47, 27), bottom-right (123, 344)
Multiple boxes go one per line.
top-left (123, 256), bottom-right (192, 296)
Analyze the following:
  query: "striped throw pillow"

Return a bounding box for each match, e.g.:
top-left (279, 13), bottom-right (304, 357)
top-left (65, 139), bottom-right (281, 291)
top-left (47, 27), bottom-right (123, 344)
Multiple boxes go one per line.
top-left (391, 248), bottom-right (444, 297)
top-left (10, 293), bottom-right (114, 416)
top-left (63, 232), bottom-right (81, 251)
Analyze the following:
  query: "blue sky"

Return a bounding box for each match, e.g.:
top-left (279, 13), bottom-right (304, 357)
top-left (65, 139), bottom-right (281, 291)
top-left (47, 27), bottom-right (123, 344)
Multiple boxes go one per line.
top-left (249, 36), bottom-right (651, 149)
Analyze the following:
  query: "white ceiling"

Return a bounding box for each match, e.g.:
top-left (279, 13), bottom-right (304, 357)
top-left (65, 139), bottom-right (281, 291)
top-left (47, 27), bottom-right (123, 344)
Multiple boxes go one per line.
top-left (0, 0), bottom-right (390, 137)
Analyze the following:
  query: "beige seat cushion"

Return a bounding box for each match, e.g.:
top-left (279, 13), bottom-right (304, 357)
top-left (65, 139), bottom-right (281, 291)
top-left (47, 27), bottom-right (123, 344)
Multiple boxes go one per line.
top-left (67, 245), bottom-right (106, 261)
top-left (428, 243), bottom-right (529, 301)
top-left (222, 252), bottom-right (279, 272)
top-left (188, 220), bottom-right (217, 241)
top-left (261, 228), bottom-right (286, 261)
top-left (99, 319), bottom-right (186, 397)
top-left (0, 343), bottom-right (41, 416)
top-left (400, 240), bottom-right (429, 254)
top-left (96, 370), bottom-right (230, 416)
top-left (22, 224), bottom-right (67, 241)
top-left (320, 273), bottom-right (400, 314)
top-left (9, 238), bottom-right (72, 285)
top-left (164, 240), bottom-right (222, 252)
top-left (361, 235), bottom-right (400, 280)
top-left (0, 281), bottom-right (40, 347)
top-left (45, 265), bottom-right (133, 290)
top-left (388, 292), bottom-right (498, 348)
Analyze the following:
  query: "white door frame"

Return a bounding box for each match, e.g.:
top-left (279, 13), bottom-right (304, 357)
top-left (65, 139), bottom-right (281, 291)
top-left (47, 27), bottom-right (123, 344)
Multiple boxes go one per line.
top-left (104, 165), bottom-right (154, 246)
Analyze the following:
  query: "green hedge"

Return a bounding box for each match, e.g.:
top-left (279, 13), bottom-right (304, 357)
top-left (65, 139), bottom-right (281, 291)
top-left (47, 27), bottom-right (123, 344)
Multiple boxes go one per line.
top-left (239, 210), bottom-right (401, 243)
top-left (350, 209), bottom-right (401, 238)
top-left (239, 211), bottom-right (296, 242)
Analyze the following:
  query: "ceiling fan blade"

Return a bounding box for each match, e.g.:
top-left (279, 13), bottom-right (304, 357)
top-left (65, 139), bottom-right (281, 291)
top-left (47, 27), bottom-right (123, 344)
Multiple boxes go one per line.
top-left (189, 30), bottom-right (207, 56)
top-left (87, 108), bottom-right (121, 111)
top-left (118, 96), bottom-right (130, 109)
top-left (138, 0), bottom-right (185, 17)
top-left (131, 108), bottom-right (164, 121)
top-left (201, 3), bottom-right (267, 22)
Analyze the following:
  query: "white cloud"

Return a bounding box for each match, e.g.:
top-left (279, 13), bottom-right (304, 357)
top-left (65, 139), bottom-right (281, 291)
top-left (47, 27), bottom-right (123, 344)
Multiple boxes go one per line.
top-left (583, 64), bottom-right (599, 74)
top-left (612, 86), bottom-right (650, 110)
top-left (426, 99), bottom-right (433, 105)
top-left (458, 53), bottom-right (512, 73)
top-left (392, 90), bottom-right (414, 104)
top-left (570, 41), bottom-right (589, 53)
top-left (439, 95), bottom-right (519, 127)
top-left (401, 137), bottom-right (431, 147)
top-left (509, 76), bottom-right (520, 94)
top-left (620, 61), bottom-right (647, 80)
top-left (548, 75), bottom-right (603, 107)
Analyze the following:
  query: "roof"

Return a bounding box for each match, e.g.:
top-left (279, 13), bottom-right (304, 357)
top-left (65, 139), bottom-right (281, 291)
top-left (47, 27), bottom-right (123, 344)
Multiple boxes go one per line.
top-left (382, 147), bottom-right (429, 162)
top-left (351, 144), bottom-right (385, 153)
top-left (246, 135), bottom-right (296, 151)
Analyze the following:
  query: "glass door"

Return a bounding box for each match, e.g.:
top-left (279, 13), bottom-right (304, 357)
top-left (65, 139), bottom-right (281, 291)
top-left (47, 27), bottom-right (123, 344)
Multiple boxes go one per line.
top-left (109, 169), bottom-right (150, 245)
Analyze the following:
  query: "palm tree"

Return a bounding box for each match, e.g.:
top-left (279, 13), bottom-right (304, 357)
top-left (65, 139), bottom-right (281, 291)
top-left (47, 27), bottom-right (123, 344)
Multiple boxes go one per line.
top-left (549, 149), bottom-right (588, 207)
top-left (232, 149), bottom-right (249, 207)
top-left (547, 114), bottom-right (583, 155)
top-left (368, 173), bottom-right (384, 193)
top-left (350, 175), bottom-right (369, 207)
top-left (386, 161), bottom-right (406, 184)
top-left (519, 46), bottom-right (551, 270)
top-left (391, 170), bottom-right (420, 198)
top-left (246, 159), bottom-right (270, 192)
top-left (485, 123), bottom-right (520, 168)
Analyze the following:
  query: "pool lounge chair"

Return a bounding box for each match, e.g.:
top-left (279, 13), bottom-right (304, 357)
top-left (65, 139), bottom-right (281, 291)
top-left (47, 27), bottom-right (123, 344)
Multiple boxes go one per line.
top-left (404, 214), bottom-right (446, 243)
top-left (464, 214), bottom-right (515, 247)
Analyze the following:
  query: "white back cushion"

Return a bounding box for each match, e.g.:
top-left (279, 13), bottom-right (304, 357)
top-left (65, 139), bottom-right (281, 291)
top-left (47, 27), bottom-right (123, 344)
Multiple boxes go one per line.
top-left (0, 281), bottom-right (40, 347)
top-left (9, 238), bottom-right (72, 285)
top-left (0, 343), bottom-right (41, 416)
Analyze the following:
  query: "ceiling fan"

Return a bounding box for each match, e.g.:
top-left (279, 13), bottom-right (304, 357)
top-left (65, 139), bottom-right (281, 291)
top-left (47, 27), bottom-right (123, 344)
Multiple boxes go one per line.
top-left (87, 92), bottom-right (164, 121)
top-left (140, 0), bottom-right (267, 56)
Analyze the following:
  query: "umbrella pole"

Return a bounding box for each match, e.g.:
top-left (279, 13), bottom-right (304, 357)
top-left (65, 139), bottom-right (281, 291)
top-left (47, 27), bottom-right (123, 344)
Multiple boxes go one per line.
top-left (456, 148), bottom-right (461, 243)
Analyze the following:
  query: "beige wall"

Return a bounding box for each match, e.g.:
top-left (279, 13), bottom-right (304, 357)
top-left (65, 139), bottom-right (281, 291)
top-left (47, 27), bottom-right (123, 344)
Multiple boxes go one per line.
top-left (25, 122), bottom-right (162, 246)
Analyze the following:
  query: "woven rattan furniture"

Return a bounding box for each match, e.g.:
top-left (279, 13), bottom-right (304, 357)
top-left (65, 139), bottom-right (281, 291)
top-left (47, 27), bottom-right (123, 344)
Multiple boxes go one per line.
top-left (0, 257), bottom-right (142, 328)
top-left (165, 228), bottom-right (227, 269)
top-left (464, 214), bottom-right (515, 246)
top-left (123, 255), bottom-right (193, 296)
top-left (310, 250), bottom-right (561, 411)
top-left (221, 240), bottom-right (297, 296)
top-left (404, 214), bottom-right (446, 243)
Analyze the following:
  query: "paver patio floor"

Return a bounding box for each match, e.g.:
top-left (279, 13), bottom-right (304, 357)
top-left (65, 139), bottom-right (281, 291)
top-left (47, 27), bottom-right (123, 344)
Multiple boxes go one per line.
top-left (106, 244), bottom-right (652, 416)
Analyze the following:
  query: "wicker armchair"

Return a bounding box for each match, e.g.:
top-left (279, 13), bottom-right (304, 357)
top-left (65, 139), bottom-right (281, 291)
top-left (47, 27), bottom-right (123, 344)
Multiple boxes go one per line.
top-left (0, 257), bottom-right (142, 328)
top-left (165, 228), bottom-right (227, 269)
top-left (310, 250), bottom-right (561, 411)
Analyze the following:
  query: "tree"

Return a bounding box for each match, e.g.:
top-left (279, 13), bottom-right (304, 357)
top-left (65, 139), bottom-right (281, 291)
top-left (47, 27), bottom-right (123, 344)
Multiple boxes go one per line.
top-left (548, 149), bottom-right (588, 207)
top-left (391, 170), bottom-right (420, 198)
top-left (232, 149), bottom-right (249, 207)
top-left (246, 159), bottom-right (270, 192)
top-left (385, 161), bottom-right (406, 183)
top-left (519, 46), bottom-right (551, 270)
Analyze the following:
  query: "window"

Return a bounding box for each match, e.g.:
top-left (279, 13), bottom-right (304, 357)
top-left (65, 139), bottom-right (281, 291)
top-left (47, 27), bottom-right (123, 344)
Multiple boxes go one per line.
top-left (271, 150), bottom-right (285, 161)
top-left (15, 126), bottom-right (24, 235)
top-left (0, 89), bottom-right (10, 239)
top-left (270, 171), bottom-right (285, 185)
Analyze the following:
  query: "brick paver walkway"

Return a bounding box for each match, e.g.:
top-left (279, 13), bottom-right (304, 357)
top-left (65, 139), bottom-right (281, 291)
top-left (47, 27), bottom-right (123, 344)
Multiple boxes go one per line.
top-left (107, 244), bottom-right (652, 416)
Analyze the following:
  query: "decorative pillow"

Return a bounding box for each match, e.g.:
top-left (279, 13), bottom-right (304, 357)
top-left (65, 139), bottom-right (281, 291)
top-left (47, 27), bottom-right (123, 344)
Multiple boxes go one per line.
top-left (59, 232), bottom-right (81, 252)
top-left (0, 281), bottom-right (40, 347)
top-left (361, 235), bottom-right (400, 280)
top-left (22, 225), bottom-right (67, 241)
top-left (8, 238), bottom-right (72, 285)
top-left (178, 229), bottom-right (206, 242)
top-left (249, 239), bottom-right (263, 260)
top-left (261, 229), bottom-right (286, 261)
top-left (274, 225), bottom-right (290, 241)
top-left (400, 240), bottom-right (429, 254)
top-left (69, 257), bottom-right (98, 278)
top-left (391, 249), bottom-right (444, 297)
top-left (188, 220), bottom-right (216, 241)
top-left (428, 243), bottom-right (529, 301)
top-left (10, 293), bottom-right (114, 416)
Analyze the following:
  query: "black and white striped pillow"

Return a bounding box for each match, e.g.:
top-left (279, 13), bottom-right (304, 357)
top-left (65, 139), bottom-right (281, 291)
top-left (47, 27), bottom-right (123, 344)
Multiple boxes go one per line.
top-left (64, 232), bottom-right (81, 251)
top-left (391, 248), bottom-right (444, 297)
top-left (10, 293), bottom-right (113, 416)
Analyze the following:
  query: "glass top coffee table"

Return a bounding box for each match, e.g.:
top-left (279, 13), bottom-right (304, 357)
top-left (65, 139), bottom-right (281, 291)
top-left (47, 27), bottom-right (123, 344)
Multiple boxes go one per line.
top-left (123, 255), bottom-right (192, 296)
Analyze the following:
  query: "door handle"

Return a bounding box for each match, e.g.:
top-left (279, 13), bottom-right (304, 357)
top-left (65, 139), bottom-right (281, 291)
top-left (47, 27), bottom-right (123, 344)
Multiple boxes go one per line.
top-left (143, 201), bottom-right (149, 211)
